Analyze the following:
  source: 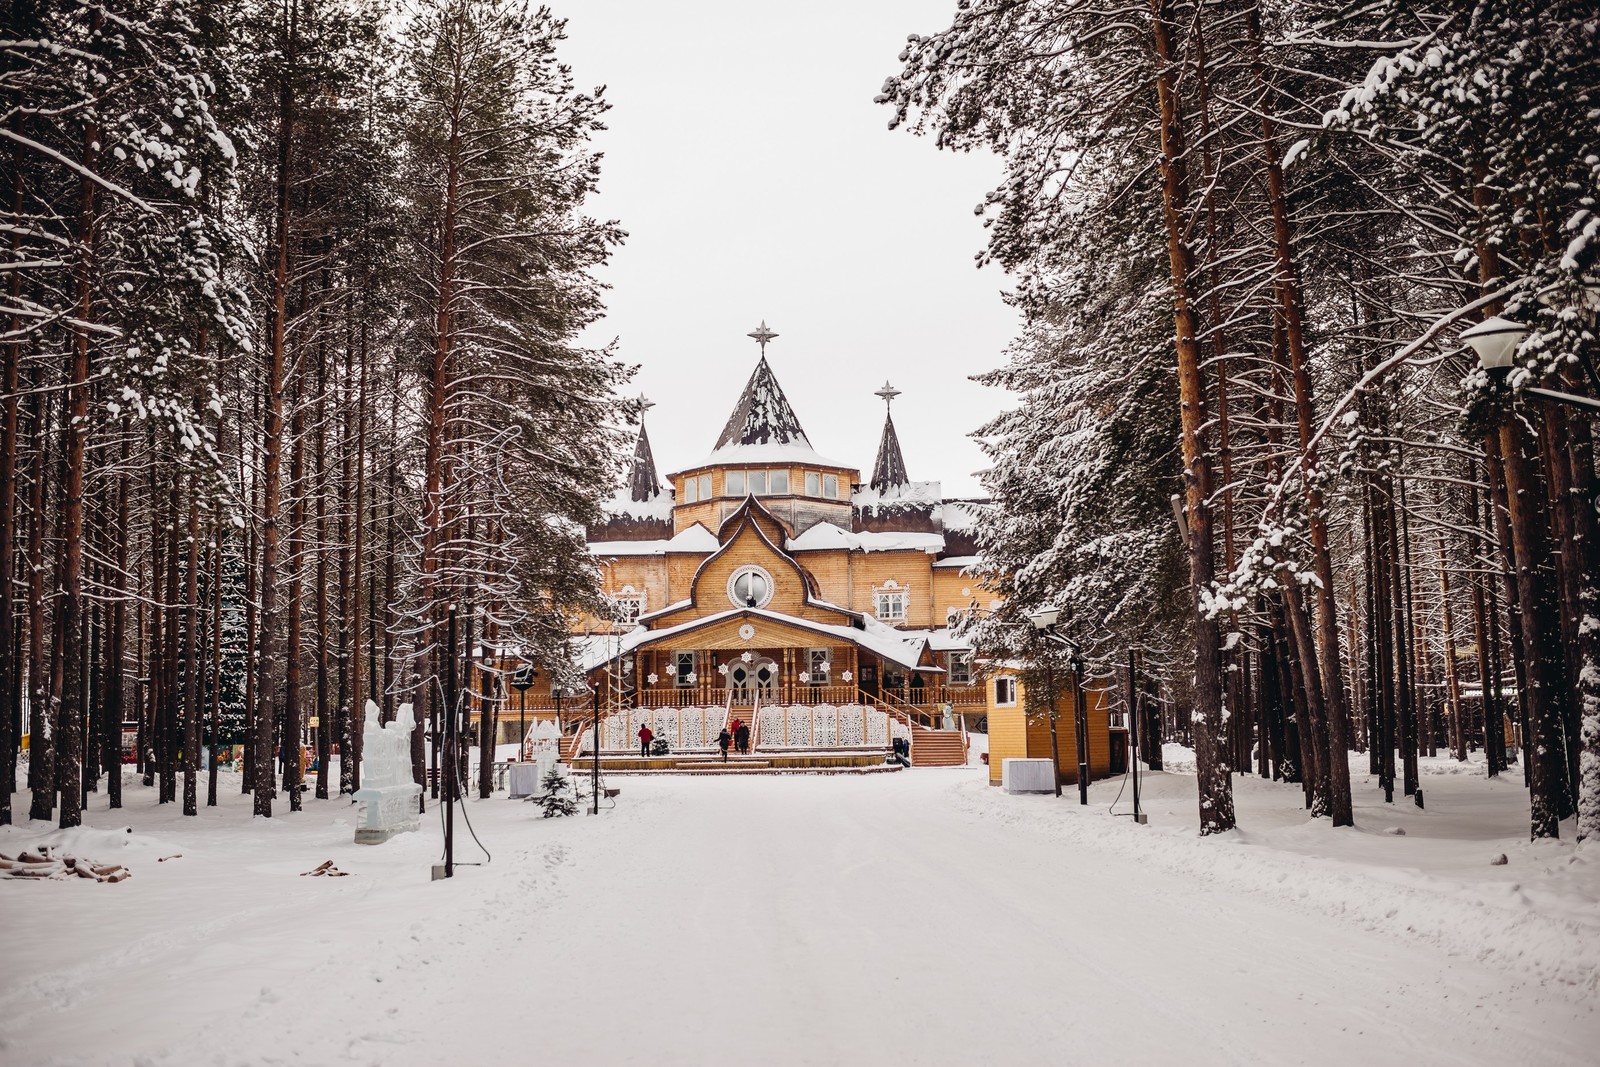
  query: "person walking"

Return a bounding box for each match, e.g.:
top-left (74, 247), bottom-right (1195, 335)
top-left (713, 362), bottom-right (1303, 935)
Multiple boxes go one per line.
top-left (717, 727), bottom-right (732, 762)
top-left (638, 722), bottom-right (654, 759)
top-left (735, 719), bottom-right (751, 755)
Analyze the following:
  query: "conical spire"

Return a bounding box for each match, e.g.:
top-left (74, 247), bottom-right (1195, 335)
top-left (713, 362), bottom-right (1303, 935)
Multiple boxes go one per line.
top-left (626, 419), bottom-right (663, 502)
top-left (713, 323), bottom-right (813, 452)
top-left (870, 381), bottom-right (908, 492)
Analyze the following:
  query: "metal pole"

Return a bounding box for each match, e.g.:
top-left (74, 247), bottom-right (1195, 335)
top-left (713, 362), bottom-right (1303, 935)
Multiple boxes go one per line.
top-left (1074, 662), bottom-right (1089, 805)
top-left (1043, 651), bottom-right (1062, 798)
top-left (1128, 647), bottom-right (1142, 823)
top-left (519, 683), bottom-right (526, 761)
top-left (592, 644), bottom-right (603, 815)
top-left (443, 605), bottom-right (456, 879)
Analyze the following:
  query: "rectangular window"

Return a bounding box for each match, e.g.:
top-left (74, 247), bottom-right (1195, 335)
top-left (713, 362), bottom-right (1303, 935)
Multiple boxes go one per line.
top-left (948, 653), bottom-right (971, 686)
top-left (807, 648), bottom-right (830, 685)
top-left (770, 470), bottom-right (789, 493)
top-left (613, 596), bottom-right (644, 625)
top-left (749, 470), bottom-right (767, 495)
top-left (805, 471), bottom-right (820, 496)
top-left (726, 470), bottom-right (745, 495)
top-left (824, 473), bottom-right (839, 499)
top-left (875, 590), bottom-right (907, 621)
top-left (674, 651), bottom-right (695, 688)
top-left (683, 477), bottom-right (698, 503)
top-left (699, 474), bottom-right (712, 500)
top-left (995, 677), bottom-right (1017, 707)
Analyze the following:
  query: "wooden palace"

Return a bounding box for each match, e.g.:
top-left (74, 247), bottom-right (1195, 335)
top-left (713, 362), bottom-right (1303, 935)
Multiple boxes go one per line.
top-left (513, 323), bottom-right (994, 769)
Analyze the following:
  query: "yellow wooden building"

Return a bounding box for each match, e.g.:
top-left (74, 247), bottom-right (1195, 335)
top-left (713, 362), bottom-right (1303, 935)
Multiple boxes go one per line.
top-left (982, 663), bottom-right (1122, 787)
top-left (506, 322), bottom-right (994, 767)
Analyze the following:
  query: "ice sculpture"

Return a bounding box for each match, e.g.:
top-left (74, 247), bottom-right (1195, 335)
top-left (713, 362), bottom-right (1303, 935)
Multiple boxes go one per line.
top-left (352, 700), bottom-right (423, 844)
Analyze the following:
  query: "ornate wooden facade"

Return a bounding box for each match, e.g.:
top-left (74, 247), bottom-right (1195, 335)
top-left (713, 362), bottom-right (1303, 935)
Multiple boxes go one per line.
top-left (504, 325), bottom-right (997, 766)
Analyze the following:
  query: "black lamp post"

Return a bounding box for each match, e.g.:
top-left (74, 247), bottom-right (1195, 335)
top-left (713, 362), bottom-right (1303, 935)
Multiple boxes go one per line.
top-left (1027, 606), bottom-right (1069, 801)
top-left (1028, 606), bottom-right (1092, 806)
top-left (511, 663), bottom-right (535, 761)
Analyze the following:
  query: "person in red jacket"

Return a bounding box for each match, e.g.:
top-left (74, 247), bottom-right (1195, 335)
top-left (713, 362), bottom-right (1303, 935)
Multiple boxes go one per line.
top-left (638, 723), bottom-right (654, 759)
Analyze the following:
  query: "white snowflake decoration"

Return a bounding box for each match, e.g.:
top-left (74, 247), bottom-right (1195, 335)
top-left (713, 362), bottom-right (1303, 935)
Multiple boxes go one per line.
top-left (738, 623), bottom-right (756, 641)
top-left (647, 673), bottom-right (659, 685)
top-left (685, 672), bottom-right (697, 684)
top-left (665, 662), bottom-right (676, 675)
top-left (841, 670), bottom-right (853, 683)
top-left (740, 651), bottom-right (753, 663)
top-left (717, 664), bottom-right (729, 676)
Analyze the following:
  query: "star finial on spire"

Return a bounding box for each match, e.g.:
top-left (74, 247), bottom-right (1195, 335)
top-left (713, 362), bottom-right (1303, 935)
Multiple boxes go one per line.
top-left (748, 320), bottom-right (778, 357)
top-left (639, 393), bottom-right (655, 415)
top-left (875, 380), bottom-right (901, 408)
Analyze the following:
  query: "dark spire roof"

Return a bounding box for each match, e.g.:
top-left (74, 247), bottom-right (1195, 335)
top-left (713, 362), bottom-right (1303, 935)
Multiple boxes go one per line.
top-left (627, 421), bottom-right (663, 502)
top-left (870, 410), bottom-right (909, 492)
top-left (713, 355), bottom-right (814, 452)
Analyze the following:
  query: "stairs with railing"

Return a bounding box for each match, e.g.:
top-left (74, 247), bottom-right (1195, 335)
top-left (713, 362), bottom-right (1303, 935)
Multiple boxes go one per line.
top-left (864, 690), bottom-right (967, 767)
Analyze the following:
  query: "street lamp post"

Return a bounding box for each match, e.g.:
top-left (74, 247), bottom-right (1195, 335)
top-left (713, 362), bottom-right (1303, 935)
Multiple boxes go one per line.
top-left (1030, 607), bottom-right (1068, 799)
top-left (511, 663), bottom-right (535, 762)
top-left (1069, 647), bottom-right (1089, 807)
top-left (1040, 644), bottom-right (1063, 798)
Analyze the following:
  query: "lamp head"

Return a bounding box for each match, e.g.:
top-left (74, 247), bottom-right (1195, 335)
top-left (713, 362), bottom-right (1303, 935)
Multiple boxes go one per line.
top-left (1461, 315), bottom-right (1527, 371)
top-left (1028, 605), bottom-right (1061, 631)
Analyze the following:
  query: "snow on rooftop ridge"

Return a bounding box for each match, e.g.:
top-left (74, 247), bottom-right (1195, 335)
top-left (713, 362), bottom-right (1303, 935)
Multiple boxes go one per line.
top-left (787, 522), bottom-right (945, 554)
top-left (602, 489), bottom-right (674, 523)
top-left (853, 480), bottom-right (942, 511)
top-left (666, 524), bottom-right (719, 552)
top-left (682, 439), bottom-right (851, 471)
top-left (588, 523), bottom-right (720, 558)
top-left (935, 499), bottom-right (987, 532)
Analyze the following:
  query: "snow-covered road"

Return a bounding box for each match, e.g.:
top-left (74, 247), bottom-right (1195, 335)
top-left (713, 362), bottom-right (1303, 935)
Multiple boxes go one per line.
top-left (2, 763), bottom-right (1596, 1066)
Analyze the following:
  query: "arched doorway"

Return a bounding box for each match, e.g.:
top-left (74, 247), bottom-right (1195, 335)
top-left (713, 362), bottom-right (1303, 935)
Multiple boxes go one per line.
top-left (726, 658), bottom-right (780, 702)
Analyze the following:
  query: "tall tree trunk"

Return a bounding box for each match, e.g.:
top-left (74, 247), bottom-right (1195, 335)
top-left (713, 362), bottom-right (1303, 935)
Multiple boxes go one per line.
top-left (182, 482), bottom-right (201, 816)
top-left (1244, 3), bottom-right (1352, 826)
top-left (253, 0), bottom-right (299, 817)
top-left (314, 329), bottom-right (331, 801)
top-left (1148, 0), bottom-right (1234, 833)
top-left (1475, 171), bottom-right (1566, 838)
top-left (283, 379), bottom-right (306, 812)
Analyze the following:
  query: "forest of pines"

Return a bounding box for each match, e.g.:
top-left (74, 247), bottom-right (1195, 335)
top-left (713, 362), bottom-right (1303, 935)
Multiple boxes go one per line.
top-left (0, 0), bottom-right (630, 827)
top-left (881, 0), bottom-right (1599, 842)
top-left (1, 0), bottom-right (1598, 849)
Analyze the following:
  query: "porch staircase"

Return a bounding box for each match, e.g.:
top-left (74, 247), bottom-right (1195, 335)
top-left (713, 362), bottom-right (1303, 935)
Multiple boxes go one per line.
top-left (909, 725), bottom-right (967, 767)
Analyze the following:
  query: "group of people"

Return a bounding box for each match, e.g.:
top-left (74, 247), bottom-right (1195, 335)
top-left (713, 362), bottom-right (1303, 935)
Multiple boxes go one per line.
top-left (717, 718), bottom-right (752, 760)
top-left (637, 717), bottom-right (752, 761)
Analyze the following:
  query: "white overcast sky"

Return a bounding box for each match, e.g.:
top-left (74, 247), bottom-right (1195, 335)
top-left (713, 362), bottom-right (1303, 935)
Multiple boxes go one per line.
top-left (560, 0), bottom-right (1018, 497)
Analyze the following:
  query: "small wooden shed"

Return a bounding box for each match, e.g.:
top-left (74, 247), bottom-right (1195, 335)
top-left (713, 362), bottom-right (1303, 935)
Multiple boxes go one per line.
top-left (983, 664), bottom-right (1118, 787)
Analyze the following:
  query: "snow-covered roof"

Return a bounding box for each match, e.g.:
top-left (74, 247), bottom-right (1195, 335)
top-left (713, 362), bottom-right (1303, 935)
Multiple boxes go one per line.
top-left (601, 490), bottom-right (674, 523)
top-left (786, 522), bottom-right (944, 554)
top-left (893, 626), bottom-right (973, 653)
top-left (931, 555), bottom-right (982, 571)
top-left (676, 354), bottom-right (852, 470)
top-left (934, 499), bottom-right (986, 532)
top-left (680, 439), bottom-right (851, 471)
top-left (853, 481), bottom-right (942, 511)
top-left (581, 607), bottom-right (936, 673)
top-left (587, 524), bottom-right (719, 558)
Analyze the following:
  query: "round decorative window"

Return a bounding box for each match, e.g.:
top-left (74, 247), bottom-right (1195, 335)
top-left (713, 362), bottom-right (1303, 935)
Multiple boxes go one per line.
top-left (728, 566), bottom-right (774, 609)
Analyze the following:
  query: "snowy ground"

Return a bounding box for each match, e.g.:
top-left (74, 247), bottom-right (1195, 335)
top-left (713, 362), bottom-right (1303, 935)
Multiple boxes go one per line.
top-left (2, 750), bottom-right (1596, 1067)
